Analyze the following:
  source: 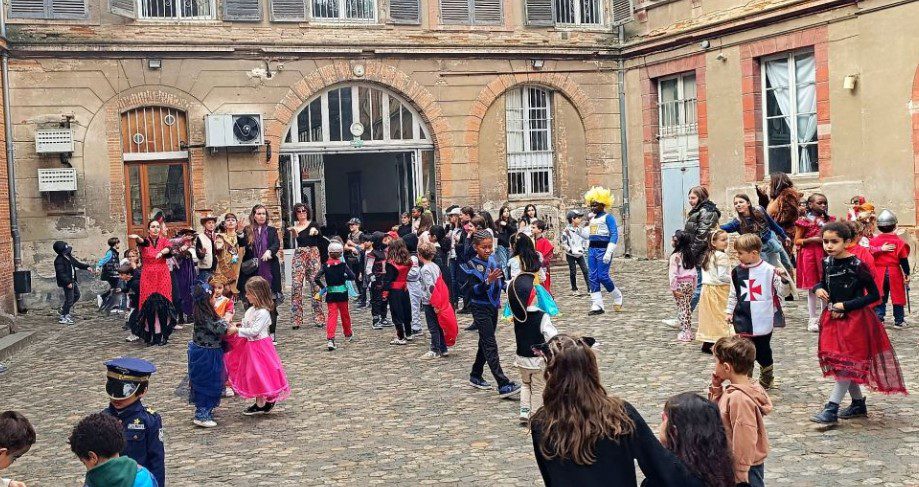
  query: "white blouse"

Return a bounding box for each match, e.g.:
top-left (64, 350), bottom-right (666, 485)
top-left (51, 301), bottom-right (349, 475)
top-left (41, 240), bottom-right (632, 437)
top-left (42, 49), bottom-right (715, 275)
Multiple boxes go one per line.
top-left (701, 250), bottom-right (731, 286)
top-left (237, 307), bottom-right (272, 340)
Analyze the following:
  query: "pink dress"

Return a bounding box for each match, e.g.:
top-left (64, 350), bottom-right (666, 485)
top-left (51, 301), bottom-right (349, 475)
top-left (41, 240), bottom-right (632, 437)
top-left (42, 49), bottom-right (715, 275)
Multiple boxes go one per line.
top-left (224, 307), bottom-right (290, 401)
top-left (795, 214), bottom-right (834, 289)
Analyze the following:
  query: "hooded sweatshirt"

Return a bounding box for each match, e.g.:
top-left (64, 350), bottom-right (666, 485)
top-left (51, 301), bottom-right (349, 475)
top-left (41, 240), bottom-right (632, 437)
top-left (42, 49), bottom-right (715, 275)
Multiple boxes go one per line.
top-left (53, 240), bottom-right (91, 287)
top-left (709, 381), bottom-right (773, 483)
top-left (83, 456), bottom-right (158, 487)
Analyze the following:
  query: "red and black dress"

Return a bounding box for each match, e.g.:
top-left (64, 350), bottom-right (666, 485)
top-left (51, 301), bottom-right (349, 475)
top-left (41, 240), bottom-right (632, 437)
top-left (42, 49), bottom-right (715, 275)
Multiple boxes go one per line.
top-left (383, 260), bottom-right (413, 340)
top-left (813, 255), bottom-right (907, 394)
top-left (131, 236), bottom-right (177, 345)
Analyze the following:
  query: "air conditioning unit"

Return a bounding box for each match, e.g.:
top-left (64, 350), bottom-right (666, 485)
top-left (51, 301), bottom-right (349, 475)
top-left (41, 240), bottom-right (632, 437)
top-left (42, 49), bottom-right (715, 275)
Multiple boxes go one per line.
top-left (35, 128), bottom-right (75, 154)
top-left (205, 114), bottom-right (264, 148)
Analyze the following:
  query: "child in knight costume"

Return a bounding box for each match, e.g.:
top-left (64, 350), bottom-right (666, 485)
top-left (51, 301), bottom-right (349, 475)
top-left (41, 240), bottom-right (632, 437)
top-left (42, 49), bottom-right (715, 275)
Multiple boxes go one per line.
top-left (869, 209), bottom-right (911, 328)
top-left (583, 187), bottom-right (624, 315)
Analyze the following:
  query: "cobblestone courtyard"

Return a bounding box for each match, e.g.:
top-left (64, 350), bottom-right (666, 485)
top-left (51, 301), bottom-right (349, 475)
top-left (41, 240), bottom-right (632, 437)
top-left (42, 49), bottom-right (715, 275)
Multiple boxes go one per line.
top-left (1, 259), bottom-right (917, 486)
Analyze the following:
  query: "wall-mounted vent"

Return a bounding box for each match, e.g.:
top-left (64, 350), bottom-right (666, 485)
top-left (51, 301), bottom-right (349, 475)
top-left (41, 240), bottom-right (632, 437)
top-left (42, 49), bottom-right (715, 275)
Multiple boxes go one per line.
top-left (38, 168), bottom-right (78, 192)
top-left (35, 128), bottom-right (75, 154)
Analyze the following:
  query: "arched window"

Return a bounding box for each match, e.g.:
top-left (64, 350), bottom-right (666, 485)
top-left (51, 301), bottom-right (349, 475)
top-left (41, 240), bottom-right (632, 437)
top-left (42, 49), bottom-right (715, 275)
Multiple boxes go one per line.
top-left (283, 84), bottom-right (431, 151)
top-left (506, 86), bottom-right (554, 196)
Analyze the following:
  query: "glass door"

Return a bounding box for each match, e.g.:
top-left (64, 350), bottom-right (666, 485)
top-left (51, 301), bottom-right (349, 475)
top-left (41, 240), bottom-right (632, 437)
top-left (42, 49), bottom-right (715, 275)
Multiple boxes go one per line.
top-left (125, 161), bottom-right (191, 238)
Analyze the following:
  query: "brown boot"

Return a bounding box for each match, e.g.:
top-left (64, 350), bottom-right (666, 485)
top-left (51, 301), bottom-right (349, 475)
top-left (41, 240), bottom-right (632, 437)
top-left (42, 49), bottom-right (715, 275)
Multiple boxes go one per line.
top-left (759, 365), bottom-right (775, 389)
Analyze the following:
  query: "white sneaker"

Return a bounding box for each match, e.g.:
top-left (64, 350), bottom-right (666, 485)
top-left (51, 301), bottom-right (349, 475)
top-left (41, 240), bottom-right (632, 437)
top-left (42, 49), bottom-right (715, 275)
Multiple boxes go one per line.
top-left (125, 333), bottom-right (139, 342)
top-left (441, 349), bottom-right (450, 357)
top-left (271, 333), bottom-right (277, 345)
top-left (97, 295), bottom-right (103, 308)
top-left (390, 338), bottom-right (407, 345)
top-left (662, 318), bottom-right (679, 329)
top-left (173, 324), bottom-right (184, 330)
top-left (807, 318), bottom-right (820, 332)
top-left (59, 315), bottom-right (71, 325)
top-left (222, 387), bottom-right (235, 398)
top-left (519, 408), bottom-right (530, 423)
top-left (327, 340), bottom-right (336, 351)
top-left (193, 418), bottom-right (218, 428)
top-left (421, 351), bottom-right (439, 360)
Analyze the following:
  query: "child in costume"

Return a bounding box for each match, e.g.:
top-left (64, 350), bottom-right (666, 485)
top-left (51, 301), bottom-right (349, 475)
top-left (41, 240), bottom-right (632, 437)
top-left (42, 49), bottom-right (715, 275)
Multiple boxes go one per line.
top-left (418, 241), bottom-right (456, 359)
top-left (383, 238), bottom-right (415, 345)
top-left (669, 231), bottom-right (698, 342)
top-left (530, 220), bottom-right (555, 293)
top-left (583, 187), bottom-right (624, 315)
top-left (463, 230), bottom-right (521, 398)
top-left (870, 209), bottom-right (911, 328)
top-left (560, 210), bottom-right (590, 296)
top-left (168, 229), bottom-right (198, 328)
top-left (504, 235), bottom-right (558, 423)
top-left (210, 277), bottom-right (236, 399)
top-left (811, 222), bottom-right (907, 424)
top-left (696, 230), bottom-right (732, 353)
top-left (795, 193), bottom-right (834, 332)
top-left (187, 282), bottom-right (229, 428)
top-left (53, 240), bottom-right (94, 325)
top-left (368, 232), bottom-right (391, 330)
top-left (314, 242), bottom-right (357, 351)
top-left (224, 277), bottom-right (291, 416)
top-left (726, 234), bottom-right (791, 389)
top-left (69, 413), bottom-right (158, 487)
top-left (508, 234), bottom-right (545, 282)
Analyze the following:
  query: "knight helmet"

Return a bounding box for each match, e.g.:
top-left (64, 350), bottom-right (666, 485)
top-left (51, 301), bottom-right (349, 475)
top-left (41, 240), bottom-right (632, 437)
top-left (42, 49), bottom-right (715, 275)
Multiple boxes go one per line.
top-left (877, 209), bottom-right (898, 227)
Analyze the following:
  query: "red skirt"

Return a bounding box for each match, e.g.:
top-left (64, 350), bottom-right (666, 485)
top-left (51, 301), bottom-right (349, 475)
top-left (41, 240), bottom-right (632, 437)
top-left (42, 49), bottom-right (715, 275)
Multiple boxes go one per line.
top-left (817, 307), bottom-right (907, 395)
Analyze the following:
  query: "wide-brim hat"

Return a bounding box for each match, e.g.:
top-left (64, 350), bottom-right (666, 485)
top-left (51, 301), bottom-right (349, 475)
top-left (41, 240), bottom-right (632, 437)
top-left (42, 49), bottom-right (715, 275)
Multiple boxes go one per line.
top-left (200, 213), bottom-right (218, 224)
top-left (447, 208), bottom-right (462, 216)
top-left (176, 228), bottom-right (197, 238)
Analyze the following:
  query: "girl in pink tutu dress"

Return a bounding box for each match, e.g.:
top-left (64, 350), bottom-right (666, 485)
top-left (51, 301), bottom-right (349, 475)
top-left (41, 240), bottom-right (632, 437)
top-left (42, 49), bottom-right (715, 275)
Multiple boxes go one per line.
top-left (225, 276), bottom-right (291, 415)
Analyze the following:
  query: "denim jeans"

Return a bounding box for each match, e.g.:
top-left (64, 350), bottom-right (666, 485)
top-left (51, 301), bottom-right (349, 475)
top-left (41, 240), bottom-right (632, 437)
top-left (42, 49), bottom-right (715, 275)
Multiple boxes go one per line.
top-left (689, 267), bottom-right (702, 311)
top-left (61, 283), bottom-right (81, 316)
top-left (194, 406), bottom-right (213, 420)
top-left (761, 236), bottom-right (792, 271)
top-left (423, 304), bottom-right (447, 354)
top-left (748, 463), bottom-right (765, 487)
top-left (565, 254), bottom-right (590, 291)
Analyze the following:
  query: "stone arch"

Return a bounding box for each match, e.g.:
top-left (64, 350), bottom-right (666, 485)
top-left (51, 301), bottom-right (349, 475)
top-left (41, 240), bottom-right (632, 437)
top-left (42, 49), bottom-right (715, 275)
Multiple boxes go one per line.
top-left (912, 67), bottom-right (919, 225)
top-left (104, 88), bottom-right (209, 226)
top-left (268, 61), bottom-right (452, 198)
top-left (464, 72), bottom-right (604, 200)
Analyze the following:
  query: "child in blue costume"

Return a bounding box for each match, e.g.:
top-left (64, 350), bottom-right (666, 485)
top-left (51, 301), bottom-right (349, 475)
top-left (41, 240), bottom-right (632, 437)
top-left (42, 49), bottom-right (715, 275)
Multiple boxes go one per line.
top-left (584, 187), bottom-right (624, 315)
top-left (462, 230), bottom-right (521, 398)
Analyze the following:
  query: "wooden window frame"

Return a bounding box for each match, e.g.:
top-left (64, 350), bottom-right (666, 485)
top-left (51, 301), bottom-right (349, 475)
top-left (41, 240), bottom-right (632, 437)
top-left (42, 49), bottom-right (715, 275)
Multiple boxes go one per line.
top-left (124, 161), bottom-right (193, 237)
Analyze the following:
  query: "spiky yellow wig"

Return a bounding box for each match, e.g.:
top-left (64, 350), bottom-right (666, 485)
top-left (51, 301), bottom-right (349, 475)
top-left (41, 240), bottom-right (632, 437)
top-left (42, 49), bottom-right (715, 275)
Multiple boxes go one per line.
top-left (583, 186), bottom-right (613, 208)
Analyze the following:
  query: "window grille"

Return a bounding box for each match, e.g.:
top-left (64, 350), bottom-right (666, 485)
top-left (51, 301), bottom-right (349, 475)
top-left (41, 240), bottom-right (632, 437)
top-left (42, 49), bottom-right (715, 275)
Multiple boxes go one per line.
top-left (507, 87), bottom-right (554, 196)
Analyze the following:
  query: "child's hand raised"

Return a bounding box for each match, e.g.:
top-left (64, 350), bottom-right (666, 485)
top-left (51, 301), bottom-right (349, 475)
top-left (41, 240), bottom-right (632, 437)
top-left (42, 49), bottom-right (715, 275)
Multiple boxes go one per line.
top-left (815, 289), bottom-right (830, 302)
top-left (486, 268), bottom-right (503, 283)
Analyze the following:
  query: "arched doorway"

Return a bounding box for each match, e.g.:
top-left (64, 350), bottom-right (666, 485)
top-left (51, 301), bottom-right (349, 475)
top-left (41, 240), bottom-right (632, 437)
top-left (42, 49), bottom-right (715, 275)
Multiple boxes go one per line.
top-left (120, 106), bottom-right (192, 236)
top-left (279, 83), bottom-right (435, 237)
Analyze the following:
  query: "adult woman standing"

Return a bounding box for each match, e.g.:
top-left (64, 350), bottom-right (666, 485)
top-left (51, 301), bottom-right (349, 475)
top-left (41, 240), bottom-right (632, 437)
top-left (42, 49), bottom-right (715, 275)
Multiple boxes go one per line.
top-left (287, 203), bottom-right (327, 330)
top-left (758, 172), bottom-right (802, 259)
top-left (519, 204), bottom-right (537, 236)
top-left (495, 205), bottom-right (517, 277)
top-left (238, 205), bottom-right (283, 339)
top-left (214, 213), bottom-right (243, 295)
top-left (720, 194), bottom-right (792, 270)
top-left (128, 219), bottom-right (177, 345)
top-left (530, 335), bottom-right (704, 486)
top-left (682, 186), bottom-right (721, 310)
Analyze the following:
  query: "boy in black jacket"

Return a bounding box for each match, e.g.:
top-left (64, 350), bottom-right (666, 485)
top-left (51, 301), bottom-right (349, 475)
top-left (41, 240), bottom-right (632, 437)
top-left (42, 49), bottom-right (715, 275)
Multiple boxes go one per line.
top-left (54, 240), bottom-right (93, 325)
top-left (315, 242), bottom-right (356, 351)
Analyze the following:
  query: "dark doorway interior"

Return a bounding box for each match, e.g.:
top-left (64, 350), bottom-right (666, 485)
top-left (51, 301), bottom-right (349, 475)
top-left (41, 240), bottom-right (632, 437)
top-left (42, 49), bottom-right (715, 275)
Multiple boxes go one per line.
top-left (323, 152), bottom-right (411, 234)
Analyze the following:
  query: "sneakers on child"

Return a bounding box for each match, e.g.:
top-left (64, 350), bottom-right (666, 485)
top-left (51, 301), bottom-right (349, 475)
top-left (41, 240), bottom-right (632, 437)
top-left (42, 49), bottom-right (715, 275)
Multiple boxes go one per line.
top-left (346, 335), bottom-right (356, 343)
top-left (243, 404), bottom-right (267, 416)
top-left (838, 398), bottom-right (868, 419)
top-left (372, 318), bottom-right (384, 330)
top-left (662, 318), bottom-right (679, 329)
top-left (193, 418), bottom-right (218, 428)
top-left (327, 339), bottom-right (336, 351)
top-left (519, 407), bottom-right (531, 424)
top-left (807, 317), bottom-right (820, 332)
top-left (441, 349), bottom-right (450, 357)
top-left (271, 333), bottom-right (278, 345)
top-left (420, 351), bottom-right (439, 360)
top-left (59, 315), bottom-right (72, 325)
top-left (810, 402), bottom-right (839, 424)
top-left (222, 386), bottom-right (235, 398)
top-left (389, 338), bottom-right (407, 345)
top-left (405, 333), bottom-right (416, 341)
top-left (498, 382), bottom-right (522, 398)
top-left (125, 333), bottom-right (139, 342)
top-left (677, 331), bottom-right (694, 342)
top-left (262, 402), bottom-right (276, 414)
top-left (469, 376), bottom-right (491, 390)
top-left (893, 321), bottom-right (908, 329)
top-left (380, 318), bottom-right (393, 327)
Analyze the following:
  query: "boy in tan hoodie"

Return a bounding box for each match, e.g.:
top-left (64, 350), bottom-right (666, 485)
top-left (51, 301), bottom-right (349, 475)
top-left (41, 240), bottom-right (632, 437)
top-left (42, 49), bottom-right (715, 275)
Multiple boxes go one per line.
top-left (709, 335), bottom-right (773, 487)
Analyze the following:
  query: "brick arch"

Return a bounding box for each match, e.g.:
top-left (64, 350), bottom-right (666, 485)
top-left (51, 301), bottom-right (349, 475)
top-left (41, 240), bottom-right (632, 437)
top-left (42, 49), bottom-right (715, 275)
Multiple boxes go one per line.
top-left (464, 72), bottom-right (605, 196)
top-left (267, 60), bottom-right (452, 196)
top-left (912, 66), bottom-right (919, 225)
top-left (104, 88), bottom-right (208, 226)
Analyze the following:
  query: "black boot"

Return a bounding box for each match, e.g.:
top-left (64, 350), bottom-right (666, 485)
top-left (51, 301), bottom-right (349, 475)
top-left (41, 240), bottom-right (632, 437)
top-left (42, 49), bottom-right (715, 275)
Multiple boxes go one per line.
top-left (838, 398), bottom-right (867, 419)
top-left (700, 342), bottom-right (713, 354)
top-left (759, 365), bottom-right (775, 389)
top-left (810, 402), bottom-right (839, 424)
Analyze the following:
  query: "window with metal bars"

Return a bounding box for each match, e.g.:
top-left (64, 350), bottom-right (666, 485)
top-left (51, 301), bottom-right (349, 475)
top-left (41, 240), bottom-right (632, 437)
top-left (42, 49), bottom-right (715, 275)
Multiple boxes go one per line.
top-left (312, 0), bottom-right (375, 21)
top-left (506, 87), bottom-right (554, 196)
top-left (139, 0), bottom-right (214, 19)
top-left (553, 0), bottom-right (601, 25)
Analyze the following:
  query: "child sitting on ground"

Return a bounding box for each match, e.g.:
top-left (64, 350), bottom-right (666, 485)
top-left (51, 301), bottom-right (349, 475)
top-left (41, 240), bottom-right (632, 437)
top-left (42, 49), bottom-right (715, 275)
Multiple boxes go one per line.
top-left (709, 335), bottom-right (773, 487)
top-left (0, 410), bottom-right (36, 487)
top-left (68, 413), bottom-right (158, 487)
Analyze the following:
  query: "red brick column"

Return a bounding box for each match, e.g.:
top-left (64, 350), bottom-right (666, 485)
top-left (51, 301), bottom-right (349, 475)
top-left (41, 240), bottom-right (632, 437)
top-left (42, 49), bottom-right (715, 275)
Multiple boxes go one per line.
top-left (639, 54), bottom-right (708, 259)
top-left (0, 73), bottom-right (14, 314)
top-left (740, 26), bottom-right (830, 182)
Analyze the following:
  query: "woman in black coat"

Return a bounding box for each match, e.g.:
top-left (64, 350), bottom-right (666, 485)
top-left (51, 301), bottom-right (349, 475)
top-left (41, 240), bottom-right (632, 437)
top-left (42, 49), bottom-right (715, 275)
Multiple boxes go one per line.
top-left (238, 204), bottom-right (282, 339)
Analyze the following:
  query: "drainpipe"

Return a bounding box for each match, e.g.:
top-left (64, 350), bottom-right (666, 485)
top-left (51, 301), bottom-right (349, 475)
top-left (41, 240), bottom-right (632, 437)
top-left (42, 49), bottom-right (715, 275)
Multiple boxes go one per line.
top-left (1, 5), bottom-right (24, 313)
top-left (617, 24), bottom-right (632, 257)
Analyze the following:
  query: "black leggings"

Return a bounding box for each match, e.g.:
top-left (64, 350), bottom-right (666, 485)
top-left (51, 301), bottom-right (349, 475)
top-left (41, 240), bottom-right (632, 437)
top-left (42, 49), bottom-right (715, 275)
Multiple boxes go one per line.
top-left (388, 289), bottom-right (412, 339)
top-left (370, 283), bottom-right (389, 318)
top-left (750, 333), bottom-right (773, 369)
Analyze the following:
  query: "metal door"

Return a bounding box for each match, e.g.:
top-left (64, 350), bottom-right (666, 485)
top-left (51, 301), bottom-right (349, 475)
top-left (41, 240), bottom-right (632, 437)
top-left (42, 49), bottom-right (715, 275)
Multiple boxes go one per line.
top-left (661, 163), bottom-right (700, 242)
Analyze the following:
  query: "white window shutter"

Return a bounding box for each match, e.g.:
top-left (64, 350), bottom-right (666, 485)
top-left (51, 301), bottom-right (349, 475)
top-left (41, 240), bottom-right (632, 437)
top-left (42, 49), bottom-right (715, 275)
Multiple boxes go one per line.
top-left (51, 0), bottom-right (87, 17)
top-left (225, 0), bottom-right (262, 20)
top-left (472, 0), bottom-right (500, 23)
top-left (611, 0), bottom-right (632, 25)
top-left (9, 0), bottom-right (47, 18)
top-left (440, 0), bottom-right (469, 23)
top-left (109, 0), bottom-right (136, 17)
top-left (390, 0), bottom-right (419, 23)
top-left (270, 0), bottom-right (307, 21)
top-left (524, 0), bottom-right (552, 25)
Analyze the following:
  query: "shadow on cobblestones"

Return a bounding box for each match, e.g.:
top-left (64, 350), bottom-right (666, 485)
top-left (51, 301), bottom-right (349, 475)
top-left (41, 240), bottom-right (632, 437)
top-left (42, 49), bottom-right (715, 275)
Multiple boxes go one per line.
top-left (1, 259), bottom-right (917, 486)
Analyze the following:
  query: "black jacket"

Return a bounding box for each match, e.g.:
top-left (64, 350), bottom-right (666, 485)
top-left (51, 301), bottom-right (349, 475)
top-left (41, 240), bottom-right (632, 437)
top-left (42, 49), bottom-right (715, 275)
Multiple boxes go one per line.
top-left (683, 200), bottom-right (721, 261)
top-left (53, 241), bottom-right (90, 287)
top-left (315, 260), bottom-right (356, 303)
top-left (238, 225), bottom-right (282, 295)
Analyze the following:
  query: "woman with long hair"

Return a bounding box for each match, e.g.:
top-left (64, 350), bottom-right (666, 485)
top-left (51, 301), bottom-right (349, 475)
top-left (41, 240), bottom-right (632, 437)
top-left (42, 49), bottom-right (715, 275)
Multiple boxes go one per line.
top-left (128, 219), bottom-right (177, 345)
top-left (287, 202), bottom-right (328, 330)
top-left (530, 334), bottom-right (703, 486)
top-left (214, 213), bottom-right (243, 295)
top-left (495, 206), bottom-right (517, 276)
top-left (383, 238), bottom-right (415, 344)
top-left (238, 204), bottom-right (283, 342)
top-left (657, 393), bottom-right (735, 487)
top-left (519, 204), bottom-right (537, 236)
top-left (682, 186), bottom-right (721, 311)
top-left (508, 233), bottom-right (544, 282)
top-left (758, 172), bottom-right (802, 254)
top-left (720, 194), bottom-right (792, 271)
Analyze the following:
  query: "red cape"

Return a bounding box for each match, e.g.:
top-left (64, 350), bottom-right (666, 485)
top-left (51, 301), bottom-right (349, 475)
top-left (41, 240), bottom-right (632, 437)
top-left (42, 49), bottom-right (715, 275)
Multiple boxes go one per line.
top-left (430, 275), bottom-right (458, 346)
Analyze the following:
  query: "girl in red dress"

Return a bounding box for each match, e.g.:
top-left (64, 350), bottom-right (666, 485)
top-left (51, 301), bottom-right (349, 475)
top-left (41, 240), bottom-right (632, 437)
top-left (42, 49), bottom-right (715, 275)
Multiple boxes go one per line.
top-left (128, 219), bottom-right (177, 345)
top-left (810, 222), bottom-right (907, 424)
top-left (794, 193), bottom-right (834, 332)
